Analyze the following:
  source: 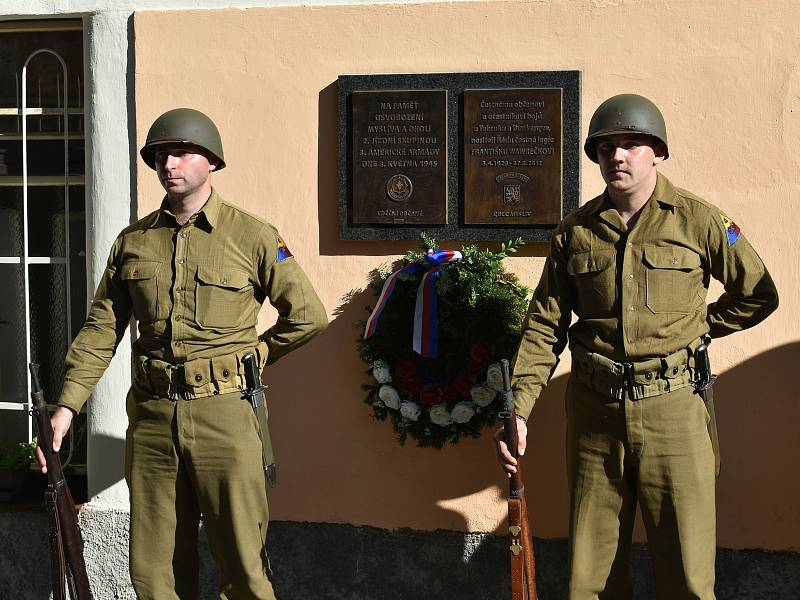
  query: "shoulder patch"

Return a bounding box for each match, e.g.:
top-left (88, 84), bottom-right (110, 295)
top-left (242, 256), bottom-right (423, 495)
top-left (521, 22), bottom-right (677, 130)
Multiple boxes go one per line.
top-left (720, 212), bottom-right (741, 246)
top-left (277, 236), bottom-right (294, 262)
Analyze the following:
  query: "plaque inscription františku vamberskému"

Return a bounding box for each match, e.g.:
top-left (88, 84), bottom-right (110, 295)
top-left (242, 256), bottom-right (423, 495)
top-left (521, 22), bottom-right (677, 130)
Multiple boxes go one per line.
top-left (463, 88), bottom-right (563, 225)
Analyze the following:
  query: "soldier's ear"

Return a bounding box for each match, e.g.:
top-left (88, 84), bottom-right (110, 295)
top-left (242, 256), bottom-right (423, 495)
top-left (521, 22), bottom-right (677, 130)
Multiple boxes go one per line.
top-left (652, 141), bottom-right (667, 164)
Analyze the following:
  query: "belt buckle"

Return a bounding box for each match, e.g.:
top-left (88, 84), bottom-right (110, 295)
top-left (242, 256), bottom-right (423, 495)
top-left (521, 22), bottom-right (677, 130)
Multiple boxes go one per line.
top-left (622, 362), bottom-right (636, 399)
top-left (174, 363), bottom-right (187, 399)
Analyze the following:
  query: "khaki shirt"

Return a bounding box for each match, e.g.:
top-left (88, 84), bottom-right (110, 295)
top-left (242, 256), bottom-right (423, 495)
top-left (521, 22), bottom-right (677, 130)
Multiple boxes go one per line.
top-left (59, 189), bottom-right (328, 413)
top-left (512, 173), bottom-right (778, 419)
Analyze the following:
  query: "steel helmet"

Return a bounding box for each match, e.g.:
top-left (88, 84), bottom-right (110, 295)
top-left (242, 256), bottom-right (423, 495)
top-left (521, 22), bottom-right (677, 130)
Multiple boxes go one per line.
top-left (140, 108), bottom-right (226, 171)
top-left (584, 94), bottom-right (668, 163)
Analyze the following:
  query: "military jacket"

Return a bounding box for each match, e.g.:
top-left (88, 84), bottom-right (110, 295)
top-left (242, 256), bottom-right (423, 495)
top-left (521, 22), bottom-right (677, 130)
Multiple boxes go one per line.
top-left (512, 173), bottom-right (778, 419)
top-left (58, 189), bottom-right (328, 413)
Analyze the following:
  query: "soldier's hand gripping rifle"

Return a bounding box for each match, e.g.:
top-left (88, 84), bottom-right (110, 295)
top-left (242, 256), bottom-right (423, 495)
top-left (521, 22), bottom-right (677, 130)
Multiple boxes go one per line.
top-left (241, 353), bottom-right (277, 489)
top-left (498, 359), bottom-right (538, 600)
top-left (29, 363), bottom-right (93, 600)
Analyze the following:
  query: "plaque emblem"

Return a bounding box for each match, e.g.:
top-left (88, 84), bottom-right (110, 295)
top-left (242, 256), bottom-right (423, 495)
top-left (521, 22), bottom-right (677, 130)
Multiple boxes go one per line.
top-left (503, 184), bottom-right (521, 205)
top-left (386, 174), bottom-right (413, 202)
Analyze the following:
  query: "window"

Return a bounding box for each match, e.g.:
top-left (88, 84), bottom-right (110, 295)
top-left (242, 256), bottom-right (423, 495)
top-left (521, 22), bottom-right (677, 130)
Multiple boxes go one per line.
top-left (0, 20), bottom-right (86, 494)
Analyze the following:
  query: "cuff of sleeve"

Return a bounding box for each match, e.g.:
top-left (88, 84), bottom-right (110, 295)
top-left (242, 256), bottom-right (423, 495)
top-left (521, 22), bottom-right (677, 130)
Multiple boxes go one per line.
top-left (58, 380), bottom-right (92, 414)
top-left (513, 393), bottom-right (535, 422)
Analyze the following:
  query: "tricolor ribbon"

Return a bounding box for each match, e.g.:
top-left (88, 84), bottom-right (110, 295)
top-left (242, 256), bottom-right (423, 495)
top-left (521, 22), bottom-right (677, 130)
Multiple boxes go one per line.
top-left (364, 249), bottom-right (462, 358)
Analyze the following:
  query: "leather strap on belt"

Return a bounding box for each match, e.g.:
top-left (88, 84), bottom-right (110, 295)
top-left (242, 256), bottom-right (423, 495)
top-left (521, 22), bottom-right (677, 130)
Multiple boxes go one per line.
top-left (570, 339), bottom-right (701, 400)
top-left (132, 341), bottom-right (269, 400)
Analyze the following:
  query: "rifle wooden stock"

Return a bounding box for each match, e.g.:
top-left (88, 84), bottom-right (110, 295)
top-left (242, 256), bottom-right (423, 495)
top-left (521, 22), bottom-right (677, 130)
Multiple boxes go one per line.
top-left (29, 363), bottom-right (93, 600)
top-left (499, 359), bottom-right (538, 600)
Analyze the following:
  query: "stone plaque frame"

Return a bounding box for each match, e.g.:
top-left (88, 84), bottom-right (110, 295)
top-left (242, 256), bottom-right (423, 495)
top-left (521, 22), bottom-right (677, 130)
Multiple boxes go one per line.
top-left (339, 71), bottom-right (581, 241)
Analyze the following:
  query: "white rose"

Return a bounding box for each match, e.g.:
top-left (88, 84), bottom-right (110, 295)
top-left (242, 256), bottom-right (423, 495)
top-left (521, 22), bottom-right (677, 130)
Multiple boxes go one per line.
top-left (429, 403), bottom-right (452, 427)
top-left (400, 401), bottom-right (421, 421)
top-left (451, 402), bottom-right (476, 424)
top-left (378, 385), bottom-right (401, 410)
top-left (372, 360), bottom-right (392, 384)
top-left (486, 363), bottom-right (505, 391)
top-left (470, 384), bottom-right (497, 407)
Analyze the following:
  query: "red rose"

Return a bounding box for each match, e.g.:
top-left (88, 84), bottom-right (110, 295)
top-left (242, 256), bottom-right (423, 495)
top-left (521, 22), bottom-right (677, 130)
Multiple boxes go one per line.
top-left (419, 384), bottom-right (443, 406)
top-left (468, 343), bottom-right (491, 366)
top-left (394, 359), bottom-right (417, 380)
top-left (453, 375), bottom-right (473, 396)
top-left (396, 376), bottom-right (421, 396)
top-left (440, 384), bottom-right (458, 404)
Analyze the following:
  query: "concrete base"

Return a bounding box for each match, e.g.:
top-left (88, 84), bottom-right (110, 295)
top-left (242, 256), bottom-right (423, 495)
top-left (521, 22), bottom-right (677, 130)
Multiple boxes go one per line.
top-left (0, 507), bottom-right (798, 599)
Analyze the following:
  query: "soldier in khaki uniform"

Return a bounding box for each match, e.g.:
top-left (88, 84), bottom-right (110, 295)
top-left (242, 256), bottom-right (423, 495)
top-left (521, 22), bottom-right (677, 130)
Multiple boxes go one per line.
top-left (37, 108), bottom-right (328, 599)
top-left (496, 94), bottom-right (778, 599)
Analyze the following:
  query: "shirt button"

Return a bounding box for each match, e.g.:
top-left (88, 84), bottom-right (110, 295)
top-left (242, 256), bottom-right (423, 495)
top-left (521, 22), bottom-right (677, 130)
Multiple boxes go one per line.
top-left (629, 306), bottom-right (635, 311)
top-left (178, 259), bottom-right (185, 265)
top-left (180, 232), bottom-right (187, 238)
top-left (628, 273), bottom-right (634, 279)
top-left (627, 242), bottom-right (633, 248)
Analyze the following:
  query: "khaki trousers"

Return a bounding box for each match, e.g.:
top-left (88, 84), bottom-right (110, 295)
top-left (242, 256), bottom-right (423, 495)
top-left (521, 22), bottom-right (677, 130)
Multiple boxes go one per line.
top-left (566, 376), bottom-right (716, 600)
top-left (125, 383), bottom-right (276, 600)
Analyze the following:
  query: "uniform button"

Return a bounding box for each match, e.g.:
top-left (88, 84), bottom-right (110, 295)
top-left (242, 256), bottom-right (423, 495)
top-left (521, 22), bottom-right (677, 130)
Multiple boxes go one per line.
top-left (628, 273), bottom-right (634, 279)
top-left (671, 258), bottom-right (679, 265)
top-left (195, 374), bottom-right (203, 382)
top-left (629, 306), bottom-right (635, 311)
top-left (222, 369), bottom-right (230, 377)
top-left (213, 390), bottom-right (219, 395)
top-left (645, 372), bottom-right (652, 381)
top-left (132, 270), bottom-right (139, 276)
top-left (175, 315), bottom-right (182, 321)
top-left (176, 287), bottom-right (182, 292)
top-left (673, 367), bottom-right (679, 374)
top-left (222, 278), bottom-right (227, 285)
top-left (626, 242), bottom-right (633, 248)
top-left (178, 259), bottom-right (185, 265)
top-left (180, 232), bottom-right (187, 238)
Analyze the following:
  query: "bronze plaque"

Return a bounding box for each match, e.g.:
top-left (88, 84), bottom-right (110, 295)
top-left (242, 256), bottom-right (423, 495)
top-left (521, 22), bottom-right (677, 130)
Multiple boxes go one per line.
top-left (463, 89), bottom-right (562, 225)
top-left (351, 90), bottom-right (447, 225)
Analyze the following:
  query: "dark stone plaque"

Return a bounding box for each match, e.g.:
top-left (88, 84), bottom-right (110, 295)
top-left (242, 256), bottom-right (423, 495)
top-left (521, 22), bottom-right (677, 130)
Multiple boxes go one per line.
top-left (351, 90), bottom-right (447, 225)
top-left (338, 71), bottom-right (580, 241)
top-left (463, 89), bottom-right (563, 225)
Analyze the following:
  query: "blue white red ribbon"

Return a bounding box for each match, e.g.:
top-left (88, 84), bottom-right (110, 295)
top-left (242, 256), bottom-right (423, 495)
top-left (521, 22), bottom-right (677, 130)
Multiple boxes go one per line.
top-left (364, 249), bottom-right (462, 358)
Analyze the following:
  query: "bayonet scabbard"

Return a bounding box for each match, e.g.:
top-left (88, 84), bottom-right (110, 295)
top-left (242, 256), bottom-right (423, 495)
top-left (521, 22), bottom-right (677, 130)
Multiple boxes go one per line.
top-left (694, 339), bottom-right (721, 478)
top-left (242, 353), bottom-right (277, 488)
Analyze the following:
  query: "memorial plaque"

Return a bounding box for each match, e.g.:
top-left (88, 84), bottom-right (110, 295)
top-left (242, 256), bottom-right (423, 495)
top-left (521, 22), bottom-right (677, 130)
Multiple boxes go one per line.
top-left (463, 89), bottom-right (563, 225)
top-left (351, 90), bottom-right (447, 225)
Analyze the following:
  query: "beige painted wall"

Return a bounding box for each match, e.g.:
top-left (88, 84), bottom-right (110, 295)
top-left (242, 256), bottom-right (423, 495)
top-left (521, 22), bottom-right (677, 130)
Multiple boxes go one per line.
top-left (134, 1), bottom-right (800, 550)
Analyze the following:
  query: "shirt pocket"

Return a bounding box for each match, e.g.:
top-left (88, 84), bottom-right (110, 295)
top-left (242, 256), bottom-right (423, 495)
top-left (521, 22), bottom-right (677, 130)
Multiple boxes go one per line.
top-left (194, 265), bottom-right (252, 330)
top-left (566, 250), bottom-right (616, 316)
top-left (643, 246), bottom-right (702, 314)
top-left (120, 260), bottom-right (161, 322)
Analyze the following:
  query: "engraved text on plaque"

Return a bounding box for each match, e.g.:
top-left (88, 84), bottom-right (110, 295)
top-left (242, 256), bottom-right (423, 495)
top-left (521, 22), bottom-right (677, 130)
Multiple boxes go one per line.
top-left (351, 90), bottom-right (447, 225)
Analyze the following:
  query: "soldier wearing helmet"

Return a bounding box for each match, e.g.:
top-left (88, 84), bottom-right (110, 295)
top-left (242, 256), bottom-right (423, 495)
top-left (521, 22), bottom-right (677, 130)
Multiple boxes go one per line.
top-left (496, 94), bottom-right (778, 598)
top-left (40, 108), bottom-right (328, 599)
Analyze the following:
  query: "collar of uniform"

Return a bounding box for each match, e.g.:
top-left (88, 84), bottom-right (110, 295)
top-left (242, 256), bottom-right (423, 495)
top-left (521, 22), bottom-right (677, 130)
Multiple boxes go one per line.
top-left (651, 172), bottom-right (684, 209)
top-left (157, 188), bottom-right (221, 229)
top-left (200, 188), bottom-right (222, 229)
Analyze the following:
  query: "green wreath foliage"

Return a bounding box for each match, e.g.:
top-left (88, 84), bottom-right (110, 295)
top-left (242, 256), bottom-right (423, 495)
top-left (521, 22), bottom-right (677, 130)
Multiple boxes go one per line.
top-left (356, 234), bottom-right (531, 448)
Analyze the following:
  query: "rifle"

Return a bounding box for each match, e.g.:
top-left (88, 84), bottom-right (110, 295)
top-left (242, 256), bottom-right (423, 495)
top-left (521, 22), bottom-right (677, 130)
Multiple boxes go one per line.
top-left (693, 336), bottom-right (721, 478)
top-left (28, 363), bottom-right (93, 600)
top-left (498, 359), bottom-right (538, 600)
top-left (241, 353), bottom-right (277, 489)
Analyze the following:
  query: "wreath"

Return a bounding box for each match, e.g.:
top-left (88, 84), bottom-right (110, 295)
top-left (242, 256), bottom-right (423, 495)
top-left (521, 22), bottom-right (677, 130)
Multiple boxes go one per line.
top-left (356, 234), bottom-right (531, 448)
